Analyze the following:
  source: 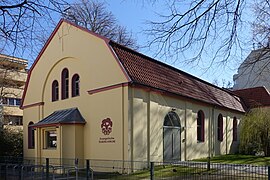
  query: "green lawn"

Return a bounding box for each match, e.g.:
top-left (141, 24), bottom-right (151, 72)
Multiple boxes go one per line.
top-left (193, 154), bottom-right (270, 166)
top-left (94, 165), bottom-right (216, 179)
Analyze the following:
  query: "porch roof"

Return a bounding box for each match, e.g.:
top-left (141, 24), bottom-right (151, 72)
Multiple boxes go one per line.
top-left (31, 107), bottom-right (86, 128)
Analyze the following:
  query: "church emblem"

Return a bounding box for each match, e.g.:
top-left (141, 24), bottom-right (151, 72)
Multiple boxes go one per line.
top-left (101, 118), bottom-right (113, 135)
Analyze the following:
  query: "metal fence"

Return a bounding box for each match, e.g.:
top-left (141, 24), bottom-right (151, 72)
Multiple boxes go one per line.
top-left (0, 157), bottom-right (269, 179)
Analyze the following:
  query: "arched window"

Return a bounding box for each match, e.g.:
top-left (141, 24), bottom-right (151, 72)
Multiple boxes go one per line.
top-left (197, 110), bottom-right (205, 142)
top-left (164, 111), bottom-right (181, 127)
top-left (217, 114), bottom-right (223, 141)
top-left (61, 68), bottom-right (69, 99)
top-left (28, 122), bottom-right (35, 149)
top-left (52, 80), bottom-right (59, 101)
top-left (233, 117), bottom-right (237, 141)
top-left (72, 74), bottom-right (80, 97)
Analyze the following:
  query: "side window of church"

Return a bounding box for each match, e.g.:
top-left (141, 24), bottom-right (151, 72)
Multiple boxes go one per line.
top-left (61, 68), bottom-right (69, 99)
top-left (217, 114), bottom-right (223, 141)
top-left (72, 74), bottom-right (80, 97)
top-left (52, 80), bottom-right (59, 101)
top-left (233, 117), bottom-right (237, 141)
top-left (28, 122), bottom-right (35, 149)
top-left (197, 110), bottom-right (205, 142)
top-left (52, 69), bottom-right (80, 101)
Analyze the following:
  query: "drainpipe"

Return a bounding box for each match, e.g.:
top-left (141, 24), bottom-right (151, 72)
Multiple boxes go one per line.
top-left (211, 107), bottom-right (215, 157)
top-left (147, 90), bottom-right (150, 166)
top-left (184, 102), bottom-right (187, 161)
top-left (226, 115), bottom-right (228, 154)
top-left (122, 85), bottom-right (125, 173)
top-left (130, 87), bottom-right (134, 171)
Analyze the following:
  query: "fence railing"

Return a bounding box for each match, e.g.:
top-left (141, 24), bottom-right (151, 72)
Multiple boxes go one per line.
top-left (0, 157), bottom-right (269, 179)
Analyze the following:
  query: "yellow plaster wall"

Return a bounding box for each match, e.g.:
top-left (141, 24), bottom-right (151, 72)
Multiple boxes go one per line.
top-left (129, 87), bottom-right (243, 162)
top-left (83, 86), bottom-right (128, 160)
top-left (23, 21), bottom-right (127, 107)
top-left (185, 102), bottom-right (210, 160)
top-left (23, 21), bottom-right (129, 161)
top-left (149, 93), bottom-right (186, 162)
top-left (61, 125), bottom-right (84, 160)
top-left (23, 106), bottom-right (42, 158)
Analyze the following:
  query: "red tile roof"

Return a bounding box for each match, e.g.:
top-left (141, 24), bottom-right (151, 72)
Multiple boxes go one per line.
top-left (233, 87), bottom-right (270, 109)
top-left (110, 42), bottom-right (246, 113)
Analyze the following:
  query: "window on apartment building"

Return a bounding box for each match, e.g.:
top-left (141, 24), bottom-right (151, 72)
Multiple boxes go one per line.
top-left (61, 68), bottom-right (69, 99)
top-left (52, 80), bottom-right (59, 101)
top-left (4, 115), bottom-right (23, 125)
top-left (44, 130), bottom-right (57, 149)
top-left (233, 117), bottom-right (238, 141)
top-left (2, 97), bottom-right (21, 106)
top-left (72, 74), bottom-right (80, 97)
top-left (28, 122), bottom-right (35, 149)
top-left (217, 114), bottom-right (223, 141)
top-left (197, 110), bottom-right (205, 142)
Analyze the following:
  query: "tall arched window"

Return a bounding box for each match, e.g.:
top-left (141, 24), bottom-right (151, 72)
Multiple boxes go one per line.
top-left (52, 80), bottom-right (59, 101)
top-left (217, 114), bottom-right (223, 141)
top-left (197, 110), bottom-right (205, 142)
top-left (233, 117), bottom-right (237, 141)
top-left (28, 122), bottom-right (35, 149)
top-left (61, 68), bottom-right (69, 99)
top-left (72, 74), bottom-right (80, 97)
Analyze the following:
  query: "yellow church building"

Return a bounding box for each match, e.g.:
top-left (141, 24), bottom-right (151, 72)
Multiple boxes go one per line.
top-left (22, 19), bottom-right (245, 164)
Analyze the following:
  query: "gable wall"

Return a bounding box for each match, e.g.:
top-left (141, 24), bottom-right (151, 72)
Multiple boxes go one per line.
top-left (23, 21), bottom-right (129, 161)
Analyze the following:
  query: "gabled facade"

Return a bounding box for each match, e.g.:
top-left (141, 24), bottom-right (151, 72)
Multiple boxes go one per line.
top-left (22, 19), bottom-right (245, 164)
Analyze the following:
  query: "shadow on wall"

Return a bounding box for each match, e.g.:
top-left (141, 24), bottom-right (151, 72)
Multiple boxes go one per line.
top-left (229, 119), bottom-right (242, 154)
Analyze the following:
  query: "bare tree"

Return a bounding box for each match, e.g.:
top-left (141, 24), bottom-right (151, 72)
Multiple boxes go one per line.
top-left (252, 0), bottom-right (270, 47)
top-left (231, 0), bottom-right (270, 90)
top-left (63, 0), bottom-right (138, 49)
top-left (0, 0), bottom-right (70, 59)
top-left (145, 0), bottom-right (248, 65)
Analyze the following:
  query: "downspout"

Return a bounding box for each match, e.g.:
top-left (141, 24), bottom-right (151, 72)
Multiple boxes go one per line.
top-left (208, 108), bottom-right (211, 158)
top-left (130, 86), bottom-right (134, 171)
top-left (184, 101), bottom-right (187, 161)
top-left (38, 105), bottom-right (43, 161)
top-left (211, 107), bottom-right (215, 157)
top-left (122, 84), bottom-right (125, 173)
top-left (147, 90), bottom-right (150, 166)
top-left (226, 115), bottom-right (228, 154)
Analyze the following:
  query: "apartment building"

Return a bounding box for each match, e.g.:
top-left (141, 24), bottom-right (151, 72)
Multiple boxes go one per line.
top-left (0, 53), bottom-right (28, 126)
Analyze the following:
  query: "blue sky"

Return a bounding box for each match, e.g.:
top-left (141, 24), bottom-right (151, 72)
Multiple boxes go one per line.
top-left (4, 0), bottom-right (252, 87)
top-left (105, 0), bottom-right (253, 86)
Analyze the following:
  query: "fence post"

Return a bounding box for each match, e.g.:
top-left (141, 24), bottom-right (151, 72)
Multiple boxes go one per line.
top-left (46, 158), bottom-right (49, 180)
top-left (75, 158), bottom-right (78, 180)
top-left (4, 164), bottom-right (7, 180)
top-left (86, 159), bottom-right (90, 180)
top-left (150, 162), bottom-right (154, 180)
top-left (207, 157), bottom-right (210, 171)
top-left (268, 166), bottom-right (270, 180)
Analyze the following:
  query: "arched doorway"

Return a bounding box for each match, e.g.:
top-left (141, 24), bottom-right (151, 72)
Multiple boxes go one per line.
top-left (163, 111), bottom-right (181, 162)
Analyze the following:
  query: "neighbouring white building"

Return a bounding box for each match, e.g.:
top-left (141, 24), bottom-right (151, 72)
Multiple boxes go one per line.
top-left (233, 48), bottom-right (270, 90)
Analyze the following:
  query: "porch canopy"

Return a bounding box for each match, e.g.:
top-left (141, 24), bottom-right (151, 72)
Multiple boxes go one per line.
top-left (30, 107), bottom-right (86, 128)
